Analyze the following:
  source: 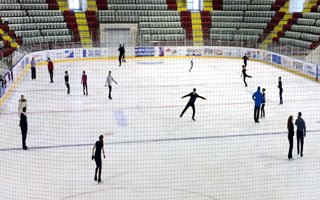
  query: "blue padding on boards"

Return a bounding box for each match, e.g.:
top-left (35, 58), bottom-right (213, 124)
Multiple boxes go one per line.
top-left (114, 110), bottom-right (127, 127)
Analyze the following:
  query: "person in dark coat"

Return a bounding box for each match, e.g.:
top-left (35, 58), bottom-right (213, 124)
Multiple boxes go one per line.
top-left (180, 88), bottom-right (207, 121)
top-left (295, 112), bottom-right (306, 157)
top-left (287, 115), bottom-right (294, 159)
top-left (47, 58), bottom-right (54, 83)
top-left (65, 71), bottom-right (70, 94)
top-left (278, 77), bottom-right (283, 104)
top-left (260, 88), bottom-right (266, 117)
top-left (81, 71), bottom-right (88, 96)
top-left (241, 65), bottom-right (252, 87)
top-left (252, 87), bottom-right (263, 123)
top-left (20, 107), bottom-right (28, 150)
top-left (242, 53), bottom-right (249, 66)
top-left (92, 135), bottom-right (105, 183)
top-left (118, 44), bottom-right (125, 67)
top-left (31, 57), bottom-right (36, 80)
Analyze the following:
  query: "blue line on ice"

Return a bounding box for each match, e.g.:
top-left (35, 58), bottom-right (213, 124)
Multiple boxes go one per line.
top-left (0, 130), bottom-right (318, 152)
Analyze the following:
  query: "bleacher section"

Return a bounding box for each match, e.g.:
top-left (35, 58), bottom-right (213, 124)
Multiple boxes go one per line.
top-left (206, 0), bottom-right (286, 47)
top-left (98, 4), bottom-right (186, 44)
top-left (274, 11), bottom-right (320, 49)
top-left (0, 0), bottom-right (73, 53)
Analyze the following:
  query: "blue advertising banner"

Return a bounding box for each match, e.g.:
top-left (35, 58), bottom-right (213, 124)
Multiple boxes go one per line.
top-left (135, 47), bottom-right (155, 57)
top-left (272, 54), bottom-right (281, 64)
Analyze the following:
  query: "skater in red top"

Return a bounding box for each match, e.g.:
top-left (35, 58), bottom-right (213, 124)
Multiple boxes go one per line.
top-left (47, 58), bottom-right (54, 83)
top-left (81, 71), bottom-right (88, 96)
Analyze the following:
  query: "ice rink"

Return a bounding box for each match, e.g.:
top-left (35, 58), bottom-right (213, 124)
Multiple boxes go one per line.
top-left (0, 57), bottom-right (320, 200)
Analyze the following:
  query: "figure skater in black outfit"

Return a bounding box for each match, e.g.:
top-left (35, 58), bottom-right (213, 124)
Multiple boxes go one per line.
top-left (180, 88), bottom-right (206, 121)
top-left (92, 135), bottom-right (105, 183)
top-left (241, 65), bottom-right (252, 87)
top-left (242, 53), bottom-right (249, 66)
top-left (118, 44), bottom-right (125, 67)
top-left (287, 115), bottom-right (294, 160)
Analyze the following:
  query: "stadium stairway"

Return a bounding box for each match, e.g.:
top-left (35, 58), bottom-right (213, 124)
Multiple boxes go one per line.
top-left (87, 0), bottom-right (97, 11)
top-left (191, 12), bottom-right (203, 46)
top-left (203, 0), bottom-right (213, 11)
top-left (75, 12), bottom-right (93, 47)
top-left (259, 0), bottom-right (290, 49)
top-left (0, 28), bottom-right (18, 49)
top-left (303, 0), bottom-right (318, 12)
top-left (177, 0), bottom-right (187, 11)
top-left (56, 0), bottom-right (69, 11)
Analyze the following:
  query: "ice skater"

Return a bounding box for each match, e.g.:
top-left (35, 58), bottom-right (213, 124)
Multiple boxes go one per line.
top-left (81, 71), bottom-right (88, 96)
top-left (278, 77), bottom-right (283, 104)
top-left (287, 115), bottom-right (294, 160)
top-left (19, 107), bottom-right (28, 150)
top-left (241, 65), bottom-right (252, 87)
top-left (92, 135), bottom-right (105, 183)
top-left (252, 87), bottom-right (263, 123)
top-left (189, 54), bottom-right (195, 72)
top-left (105, 71), bottom-right (117, 100)
top-left (47, 58), bottom-right (54, 83)
top-left (65, 71), bottom-right (70, 94)
top-left (30, 57), bottom-right (36, 80)
top-left (180, 88), bottom-right (206, 121)
top-left (260, 88), bottom-right (266, 117)
top-left (242, 53), bottom-right (249, 66)
top-left (118, 44), bottom-right (125, 67)
top-left (295, 112), bottom-right (306, 157)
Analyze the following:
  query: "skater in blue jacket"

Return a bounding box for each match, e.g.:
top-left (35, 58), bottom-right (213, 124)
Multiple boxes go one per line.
top-left (252, 87), bottom-right (263, 123)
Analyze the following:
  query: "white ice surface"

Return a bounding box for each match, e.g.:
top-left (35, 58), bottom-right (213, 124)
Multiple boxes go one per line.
top-left (0, 57), bottom-right (319, 200)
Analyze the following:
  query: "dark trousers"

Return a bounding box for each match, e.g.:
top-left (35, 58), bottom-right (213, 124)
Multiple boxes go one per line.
top-left (65, 83), bottom-right (70, 94)
top-left (260, 104), bottom-right (265, 117)
top-left (297, 131), bottom-right (304, 155)
top-left (31, 67), bottom-right (36, 80)
top-left (119, 54), bottom-right (123, 66)
top-left (21, 130), bottom-right (27, 149)
top-left (181, 103), bottom-right (195, 119)
top-left (243, 75), bottom-right (252, 86)
top-left (94, 157), bottom-right (102, 180)
top-left (49, 70), bottom-right (53, 82)
top-left (244, 60), bottom-right (247, 66)
top-left (83, 83), bottom-right (88, 95)
top-left (279, 88), bottom-right (283, 104)
top-left (254, 106), bottom-right (260, 122)
top-left (288, 135), bottom-right (293, 159)
top-left (108, 85), bottom-right (112, 99)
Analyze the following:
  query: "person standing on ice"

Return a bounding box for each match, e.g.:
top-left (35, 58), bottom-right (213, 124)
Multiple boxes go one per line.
top-left (105, 71), bottom-right (117, 100)
top-left (47, 58), bottom-right (54, 83)
top-left (189, 53), bottom-right (195, 72)
top-left (92, 135), bottom-right (105, 183)
top-left (241, 65), bottom-right (252, 87)
top-left (81, 71), bottom-right (88, 96)
top-left (295, 112), bottom-right (306, 157)
top-left (30, 57), bottom-right (36, 80)
top-left (278, 77), bottom-right (283, 104)
top-left (20, 107), bottom-right (28, 150)
top-left (64, 71), bottom-right (70, 95)
top-left (242, 53), bottom-right (249, 66)
top-left (118, 44), bottom-right (125, 67)
top-left (287, 115), bottom-right (294, 159)
top-left (180, 88), bottom-right (206, 121)
top-left (252, 87), bottom-right (263, 123)
top-left (260, 88), bottom-right (266, 117)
